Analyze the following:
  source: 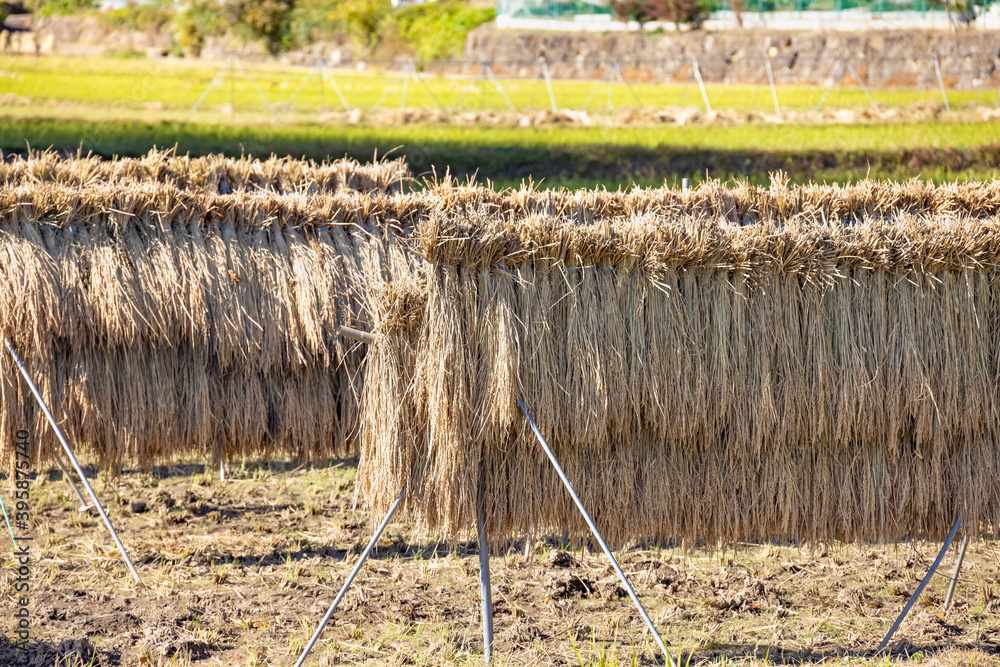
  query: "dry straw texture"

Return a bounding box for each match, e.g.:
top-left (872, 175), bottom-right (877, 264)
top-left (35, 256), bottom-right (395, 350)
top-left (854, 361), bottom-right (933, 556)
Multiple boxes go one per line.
top-left (420, 175), bottom-right (1000, 223)
top-left (0, 182), bottom-right (419, 470)
top-left (362, 179), bottom-right (1000, 544)
top-left (0, 150), bottom-right (411, 194)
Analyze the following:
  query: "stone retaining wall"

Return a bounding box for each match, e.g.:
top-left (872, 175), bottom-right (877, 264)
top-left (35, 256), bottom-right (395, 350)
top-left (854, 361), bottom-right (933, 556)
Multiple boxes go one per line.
top-left (464, 27), bottom-right (1000, 86)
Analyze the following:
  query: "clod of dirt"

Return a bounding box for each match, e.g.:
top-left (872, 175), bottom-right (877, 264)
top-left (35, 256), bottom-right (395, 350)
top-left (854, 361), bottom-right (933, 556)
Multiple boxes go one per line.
top-left (130, 501), bottom-right (147, 514)
top-left (153, 491), bottom-right (175, 508)
top-left (54, 638), bottom-right (94, 662)
top-left (545, 572), bottom-right (594, 599)
top-left (631, 560), bottom-right (678, 589)
top-left (889, 638), bottom-right (917, 657)
top-left (71, 612), bottom-right (141, 637)
top-left (39, 605), bottom-right (66, 621)
top-left (710, 577), bottom-right (786, 614)
top-left (548, 551), bottom-right (575, 568)
top-left (503, 621), bottom-right (542, 643)
top-left (141, 623), bottom-right (208, 659)
top-left (597, 578), bottom-right (627, 599)
top-left (835, 587), bottom-right (872, 611)
top-left (908, 610), bottom-right (963, 641)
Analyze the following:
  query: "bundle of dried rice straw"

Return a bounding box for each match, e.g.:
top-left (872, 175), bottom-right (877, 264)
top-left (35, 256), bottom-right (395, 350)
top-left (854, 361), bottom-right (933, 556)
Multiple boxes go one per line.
top-left (0, 149), bottom-right (411, 194)
top-left (0, 182), bottom-right (419, 470)
top-left (361, 184), bottom-right (1000, 544)
top-left (8, 168), bottom-right (1000, 545)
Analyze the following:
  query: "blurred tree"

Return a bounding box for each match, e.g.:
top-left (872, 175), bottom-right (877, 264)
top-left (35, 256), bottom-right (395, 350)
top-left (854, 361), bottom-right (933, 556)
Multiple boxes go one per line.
top-left (174, 0), bottom-right (227, 56)
top-left (225, 0), bottom-right (295, 54)
top-left (930, 0), bottom-right (979, 29)
top-left (394, 0), bottom-right (494, 61)
top-left (610, 0), bottom-right (707, 27)
top-left (330, 0), bottom-right (390, 50)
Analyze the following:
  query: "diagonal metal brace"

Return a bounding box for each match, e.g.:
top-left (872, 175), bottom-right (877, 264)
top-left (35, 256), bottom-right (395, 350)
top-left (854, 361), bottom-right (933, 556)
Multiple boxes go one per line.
top-left (4, 337), bottom-right (143, 584)
top-left (519, 398), bottom-right (677, 667)
top-left (877, 517), bottom-right (961, 654)
top-left (294, 486), bottom-right (407, 666)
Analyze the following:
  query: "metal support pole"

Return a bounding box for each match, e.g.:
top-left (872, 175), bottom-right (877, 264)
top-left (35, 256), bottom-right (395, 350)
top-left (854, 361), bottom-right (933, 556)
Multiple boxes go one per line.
top-left (877, 517), bottom-right (961, 653)
top-left (234, 57), bottom-right (279, 119)
top-left (188, 53), bottom-right (235, 117)
top-left (337, 325), bottom-right (375, 345)
top-left (539, 58), bottom-right (557, 111)
top-left (943, 534), bottom-right (968, 612)
top-left (320, 63), bottom-right (352, 112)
top-left (933, 55), bottom-right (951, 112)
top-left (220, 460), bottom-right (226, 482)
top-left (846, 61), bottom-right (877, 108)
top-left (814, 58), bottom-right (849, 112)
top-left (692, 57), bottom-right (712, 113)
top-left (4, 338), bottom-right (143, 585)
top-left (765, 54), bottom-right (780, 116)
top-left (49, 450), bottom-right (93, 512)
top-left (485, 65), bottom-right (516, 112)
top-left (518, 399), bottom-right (676, 667)
top-left (294, 486), bottom-right (407, 667)
top-left (477, 474), bottom-right (494, 665)
top-left (606, 59), bottom-right (616, 118)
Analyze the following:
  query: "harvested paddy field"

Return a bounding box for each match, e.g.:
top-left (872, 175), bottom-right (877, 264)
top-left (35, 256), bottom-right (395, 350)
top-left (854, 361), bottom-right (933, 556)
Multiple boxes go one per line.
top-left (5, 56), bottom-right (1000, 187)
top-left (0, 460), bottom-right (998, 667)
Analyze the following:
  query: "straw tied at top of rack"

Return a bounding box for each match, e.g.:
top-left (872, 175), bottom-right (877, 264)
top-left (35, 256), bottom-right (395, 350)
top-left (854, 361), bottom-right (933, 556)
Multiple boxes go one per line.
top-left (360, 208), bottom-right (1000, 546)
top-left (0, 182), bottom-right (420, 470)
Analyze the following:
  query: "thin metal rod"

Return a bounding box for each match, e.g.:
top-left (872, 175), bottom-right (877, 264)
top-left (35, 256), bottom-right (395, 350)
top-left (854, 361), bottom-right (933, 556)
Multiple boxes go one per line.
top-left (234, 58), bottom-right (279, 118)
top-left (814, 58), bottom-right (849, 112)
top-left (765, 54), bottom-right (781, 116)
top-left (320, 61), bottom-right (352, 112)
top-left (606, 59), bottom-right (616, 117)
top-left (278, 65), bottom-right (319, 115)
top-left (611, 59), bottom-right (643, 108)
top-left (692, 57), bottom-right (712, 113)
top-left (933, 55), bottom-right (951, 112)
top-left (943, 534), bottom-right (968, 612)
top-left (4, 338), bottom-right (142, 585)
top-left (582, 61), bottom-right (611, 111)
top-left (477, 474), bottom-right (494, 665)
top-left (294, 486), bottom-right (407, 667)
top-left (485, 65), bottom-right (516, 112)
top-left (846, 61), bottom-right (876, 107)
top-left (518, 398), bottom-right (675, 667)
top-left (877, 517), bottom-right (961, 653)
top-left (188, 53), bottom-right (234, 117)
top-left (371, 68), bottom-right (408, 112)
top-left (337, 326), bottom-right (375, 345)
top-left (51, 452), bottom-right (92, 511)
top-left (539, 58), bottom-right (557, 111)
top-left (406, 59), bottom-right (444, 110)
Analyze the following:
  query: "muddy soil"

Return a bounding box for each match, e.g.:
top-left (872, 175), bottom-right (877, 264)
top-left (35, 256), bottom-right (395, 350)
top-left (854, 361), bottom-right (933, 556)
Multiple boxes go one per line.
top-left (1, 460), bottom-right (998, 666)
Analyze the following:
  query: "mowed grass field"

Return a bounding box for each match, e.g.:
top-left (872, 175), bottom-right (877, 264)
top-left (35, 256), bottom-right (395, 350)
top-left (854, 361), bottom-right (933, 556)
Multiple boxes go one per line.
top-left (2, 55), bottom-right (997, 115)
top-left (3, 55), bottom-right (1000, 187)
